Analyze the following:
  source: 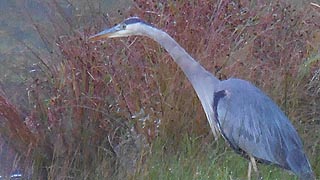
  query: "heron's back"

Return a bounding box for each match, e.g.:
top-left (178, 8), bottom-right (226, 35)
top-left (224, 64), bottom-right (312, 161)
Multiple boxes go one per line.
top-left (215, 78), bottom-right (314, 179)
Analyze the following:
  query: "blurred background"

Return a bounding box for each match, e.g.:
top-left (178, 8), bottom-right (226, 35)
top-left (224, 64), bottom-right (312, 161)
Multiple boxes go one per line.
top-left (0, 0), bottom-right (319, 179)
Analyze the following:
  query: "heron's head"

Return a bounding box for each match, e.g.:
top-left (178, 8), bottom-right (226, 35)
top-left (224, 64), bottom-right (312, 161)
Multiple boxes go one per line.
top-left (89, 17), bottom-right (152, 41)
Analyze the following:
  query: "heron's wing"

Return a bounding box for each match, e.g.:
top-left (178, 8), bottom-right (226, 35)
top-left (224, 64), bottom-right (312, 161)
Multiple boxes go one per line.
top-left (215, 78), bottom-right (311, 175)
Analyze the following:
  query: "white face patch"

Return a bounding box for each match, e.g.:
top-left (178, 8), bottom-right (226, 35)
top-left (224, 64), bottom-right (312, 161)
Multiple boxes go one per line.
top-left (108, 23), bottom-right (144, 38)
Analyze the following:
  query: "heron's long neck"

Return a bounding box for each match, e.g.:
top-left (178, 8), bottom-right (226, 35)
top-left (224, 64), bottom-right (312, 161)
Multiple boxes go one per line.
top-left (141, 25), bottom-right (221, 139)
top-left (143, 27), bottom-right (219, 84)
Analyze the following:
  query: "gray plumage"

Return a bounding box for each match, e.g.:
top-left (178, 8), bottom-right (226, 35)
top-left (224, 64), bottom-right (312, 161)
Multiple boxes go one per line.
top-left (216, 79), bottom-right (313, 179)
top-left (89, 17), bottom-right (314, 179)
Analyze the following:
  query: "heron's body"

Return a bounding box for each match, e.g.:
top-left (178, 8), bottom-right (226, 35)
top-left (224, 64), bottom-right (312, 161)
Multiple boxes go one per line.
top-left (216, 78), bottom-right (312, 177)
top-left (89, 17), bottom-right (314, 179)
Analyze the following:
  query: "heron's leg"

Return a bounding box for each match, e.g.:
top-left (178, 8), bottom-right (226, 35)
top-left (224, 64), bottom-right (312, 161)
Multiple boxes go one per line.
top-left (248, 161), bottom-right (252, 180)
top-left (249, 156), bottom-right (263, 180)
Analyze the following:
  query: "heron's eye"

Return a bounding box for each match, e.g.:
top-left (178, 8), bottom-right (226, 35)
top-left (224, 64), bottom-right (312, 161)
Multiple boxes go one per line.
top-left (121, 24), bottom-right (126, 30)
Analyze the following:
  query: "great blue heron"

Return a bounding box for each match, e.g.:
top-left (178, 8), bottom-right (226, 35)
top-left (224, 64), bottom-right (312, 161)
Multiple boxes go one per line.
top-left (89, 17), bottom-right (314, 180)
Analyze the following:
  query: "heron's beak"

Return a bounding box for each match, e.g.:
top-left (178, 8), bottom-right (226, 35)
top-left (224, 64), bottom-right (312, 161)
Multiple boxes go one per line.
top-left (88, 25), bottom-right (119, 41)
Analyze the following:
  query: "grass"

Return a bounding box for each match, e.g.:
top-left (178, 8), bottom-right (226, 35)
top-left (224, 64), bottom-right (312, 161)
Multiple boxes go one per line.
top-left (0, 0), bottom-right (319, 179)
top-left (130, 136), bottom-right (298, 180)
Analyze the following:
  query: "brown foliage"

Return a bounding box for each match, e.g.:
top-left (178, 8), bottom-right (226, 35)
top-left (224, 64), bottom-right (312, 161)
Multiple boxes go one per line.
top-left (0, 0), bottom-right (319, 178)
top-left (0, 89), bottom-right (37, 156)
top-left (116, 0), bottom-right (320, 145)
